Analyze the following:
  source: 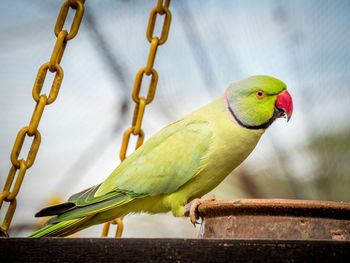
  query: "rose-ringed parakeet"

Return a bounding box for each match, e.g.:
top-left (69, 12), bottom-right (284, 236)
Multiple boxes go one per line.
top-left (29, 75), bottom-right (293, 237)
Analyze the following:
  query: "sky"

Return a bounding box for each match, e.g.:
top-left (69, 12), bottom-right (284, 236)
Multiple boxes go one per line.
top-left (0, 0), bottom-right (349, 237)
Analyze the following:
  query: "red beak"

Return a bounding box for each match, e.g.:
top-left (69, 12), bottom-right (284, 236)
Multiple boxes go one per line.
top-left (275, 90), bottom-right (293, 121)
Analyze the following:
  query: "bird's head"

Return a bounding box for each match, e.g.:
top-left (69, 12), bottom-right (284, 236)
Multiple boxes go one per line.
top-left (225, 75), bottom-right (293, 130)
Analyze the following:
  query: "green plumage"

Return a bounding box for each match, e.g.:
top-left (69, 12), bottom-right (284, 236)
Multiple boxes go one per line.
top-left (97, 120), bottom-right (212, 196)
top-left (29, 75), bottom-right (289, 237)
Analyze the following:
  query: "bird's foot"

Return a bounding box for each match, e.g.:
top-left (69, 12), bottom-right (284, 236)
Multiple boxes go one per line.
top-left (184, 195), bottom-right (215, 226)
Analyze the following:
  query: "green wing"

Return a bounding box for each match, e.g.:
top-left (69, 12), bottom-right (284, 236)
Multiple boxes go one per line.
top-left (40, 185), bottom-right (140, 224)
top-left (96, 118), bottom-right (212, 197)
top-left (34, 118), bottom-right (212, 225)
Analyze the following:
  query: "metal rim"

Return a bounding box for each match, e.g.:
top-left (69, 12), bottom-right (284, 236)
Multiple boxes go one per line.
top-left (198, 199), bottom-right (350, 220)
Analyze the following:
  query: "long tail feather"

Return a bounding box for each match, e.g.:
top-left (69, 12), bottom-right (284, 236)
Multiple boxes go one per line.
top-left (35, 202), bottom-right (76, 217)
top-left (28, 216), bottom-right (91, 237)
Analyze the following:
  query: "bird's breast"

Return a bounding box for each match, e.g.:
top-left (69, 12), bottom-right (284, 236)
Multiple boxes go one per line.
top-left (179, 97), bottom-right (264, 199)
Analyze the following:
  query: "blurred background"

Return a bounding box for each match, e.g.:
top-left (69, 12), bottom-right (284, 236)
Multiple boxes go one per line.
top-left (0, 0), bottom-right (349, 237)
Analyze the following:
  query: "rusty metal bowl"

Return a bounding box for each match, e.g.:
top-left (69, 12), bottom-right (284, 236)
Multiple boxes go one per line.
top-left (198, 199), bottom-right (350, 240)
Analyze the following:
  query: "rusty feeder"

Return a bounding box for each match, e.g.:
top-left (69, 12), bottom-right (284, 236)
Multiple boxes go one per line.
top-left (197, 199), bottom-right (350, 240)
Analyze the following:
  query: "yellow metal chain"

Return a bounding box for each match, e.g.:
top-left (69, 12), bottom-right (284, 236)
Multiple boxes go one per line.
top-left (101, 0), bottom-right (172, 238)
top-left (0, 0), bottom-right (85, 236)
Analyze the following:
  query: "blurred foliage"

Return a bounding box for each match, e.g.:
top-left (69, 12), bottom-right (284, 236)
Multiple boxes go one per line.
top-left (308, 128), bottom-right (350, 202)
top-left (237, 128), bottom-right (350, 202)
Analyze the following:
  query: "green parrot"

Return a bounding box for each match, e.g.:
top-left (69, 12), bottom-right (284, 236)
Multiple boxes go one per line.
top-left (29, 75), bottom-right (293, 237)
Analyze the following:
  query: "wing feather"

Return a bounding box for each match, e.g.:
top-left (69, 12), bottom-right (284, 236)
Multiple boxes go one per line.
top-left (40, 119), bottom-right (212, 223)
top-left (96, 119), bottom-right (212, 196)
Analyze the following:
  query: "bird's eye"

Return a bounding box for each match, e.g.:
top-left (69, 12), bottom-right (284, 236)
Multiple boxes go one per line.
top-left (255, 90), bottom-right (265, 99)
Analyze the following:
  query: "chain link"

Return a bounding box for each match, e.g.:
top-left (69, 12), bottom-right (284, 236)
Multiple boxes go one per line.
top-left (0, 0), bottom-right (85, 236)
top-left (55, 0), bottom-right (85, 40)
top-left (102, 0), bottom-right (172, 238)
top-left (147, 0), bottom-right (171, 45)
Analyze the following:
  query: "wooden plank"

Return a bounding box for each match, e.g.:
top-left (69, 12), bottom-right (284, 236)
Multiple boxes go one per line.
top-left (0, 238), bottom-right (349, 263)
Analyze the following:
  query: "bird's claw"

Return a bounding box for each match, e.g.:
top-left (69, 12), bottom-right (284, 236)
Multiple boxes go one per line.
top-left (184, 195), bottom-right (215, 227)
